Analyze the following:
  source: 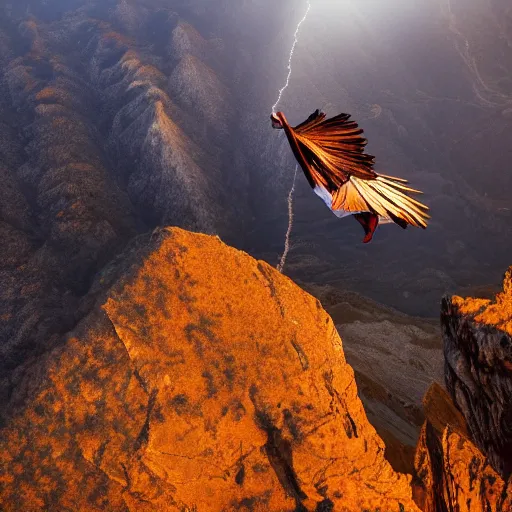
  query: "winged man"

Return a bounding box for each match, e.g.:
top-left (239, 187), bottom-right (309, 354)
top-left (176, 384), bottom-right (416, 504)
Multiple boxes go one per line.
top-left (271, 110), bottom-right (429, 242)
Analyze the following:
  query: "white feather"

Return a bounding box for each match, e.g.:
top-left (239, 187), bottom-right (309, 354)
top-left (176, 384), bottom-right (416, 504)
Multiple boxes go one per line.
top-left (314, 185), bottom-right (369, 219)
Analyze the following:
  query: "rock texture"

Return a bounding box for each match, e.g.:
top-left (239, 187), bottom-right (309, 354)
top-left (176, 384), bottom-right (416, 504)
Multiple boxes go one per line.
top-left (1, 223), bottom-right (512, 511)
top-left (442, 266), bottom-right (512, 479)
top-left (0, 228), bottom-right (419, 512)
top-left (421, 381), bottom-right (468, 439)
top-left (407, 266), bottom-right (512, 512)
top-left (301, 283), bottom-right (443, 475)
top-left (406, 267), bottom-right (512, 511)
top-left (414, 423), bottom-right (512, 512)
top-left (412, 381), bottom-right (512, 512)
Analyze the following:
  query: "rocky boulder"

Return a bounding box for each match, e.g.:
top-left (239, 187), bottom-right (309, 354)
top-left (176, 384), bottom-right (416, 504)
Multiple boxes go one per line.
top-left (442, 267), bottom-right (512, 479)
top-left (0, 227), bottom-right (419, 511)
top-left (412, 380), bottom-right (512, 511)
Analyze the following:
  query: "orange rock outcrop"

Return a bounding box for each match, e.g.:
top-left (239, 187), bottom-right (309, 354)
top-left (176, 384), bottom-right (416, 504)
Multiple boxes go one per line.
top-left (442, 267), bottom-right (512, 478)
top-left (412, 381), bottom-right (512, 511)
top-left (451, 267), bottom-right (512, 335)
top-left (414, 422), bottom-right (512, 512)
top-left (410, 269), bottom-right (512, 512)
top-left (0, 228), bottom-right (419, 511)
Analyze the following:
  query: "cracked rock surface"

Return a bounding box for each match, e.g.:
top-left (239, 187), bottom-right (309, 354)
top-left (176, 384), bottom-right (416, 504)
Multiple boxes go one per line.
top-left (442, 267), bottom-right (512, 480)
top-left (0, 227), bottom-right (419, 511)
top-left (412, 381), bottom-right (512, 512)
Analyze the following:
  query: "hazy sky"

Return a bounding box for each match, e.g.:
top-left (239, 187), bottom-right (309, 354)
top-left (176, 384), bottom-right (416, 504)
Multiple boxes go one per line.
top-left (248, 0), bottom-right (512, 314)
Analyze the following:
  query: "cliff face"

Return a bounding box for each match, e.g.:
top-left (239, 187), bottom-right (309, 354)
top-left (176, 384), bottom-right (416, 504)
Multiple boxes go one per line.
top-left (402, 267), bottom-right (512, 511)
top-left (414, 421), bottom-right (512, 512)
top-left (1, 227), bottom-right (511, 510)
top-left (0, 227), bottom-right (420, 511)
top-left (441, 267), bottom-right (512, 479)
top-left (411, 380), bottom-right (512, 512)
top-left (302, 283), bottom-right (443, 475)
top-left (0, 0), bottom-right (270, 398)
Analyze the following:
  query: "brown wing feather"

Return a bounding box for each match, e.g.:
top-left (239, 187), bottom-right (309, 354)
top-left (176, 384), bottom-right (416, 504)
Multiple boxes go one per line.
top-left (292, 111), bottom-right (377, 190)
top-left (280, 110), bottom-right (429, 232)
top-left (293, 109), bottom-right (326, 132)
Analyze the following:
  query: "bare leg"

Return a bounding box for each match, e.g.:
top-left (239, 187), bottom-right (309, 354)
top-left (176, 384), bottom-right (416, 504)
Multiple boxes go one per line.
top-left (354, 212), bottom-right (379, 243)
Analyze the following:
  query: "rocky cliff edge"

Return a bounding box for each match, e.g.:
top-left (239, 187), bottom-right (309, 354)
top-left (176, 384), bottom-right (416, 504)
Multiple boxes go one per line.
top-left (0, 227), bottom-right (419, 511)
top-left (442, 267), bottom-right (512, 479)
top-left (1, 228), bottom-right (511, 511)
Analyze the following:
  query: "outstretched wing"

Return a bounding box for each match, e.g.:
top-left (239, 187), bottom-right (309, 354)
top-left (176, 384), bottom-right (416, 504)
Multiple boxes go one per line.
top-left (292, 111), bottom-right (377, 191)
top-left (293, 109), bottom-right (326, 131)
top-left (288, 110), bottom-right (429, 229)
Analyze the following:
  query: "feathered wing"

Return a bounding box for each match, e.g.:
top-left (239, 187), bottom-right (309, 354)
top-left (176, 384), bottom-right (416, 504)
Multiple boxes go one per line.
top-left (291, 111), bottom-right (430, 229)
top-left (293, 111), bottom-right (377, 183)
top-left (347, 175), bottom-right (430, 229)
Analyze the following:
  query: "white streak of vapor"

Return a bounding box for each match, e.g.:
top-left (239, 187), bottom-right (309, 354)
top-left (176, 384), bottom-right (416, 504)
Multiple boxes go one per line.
top-left (277, 165), bottom-right (298, 273)
top-left (271, 1), bottom-right (311, 113)
top-left (273, 3), bottom-right (311, 272)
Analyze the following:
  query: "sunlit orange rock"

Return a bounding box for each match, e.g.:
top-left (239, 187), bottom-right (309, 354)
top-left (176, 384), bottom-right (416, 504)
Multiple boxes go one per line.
top-left (411, 276), bottom-right (512, 512)
top-left (413, 422), bottom-right (512, 512)
top-left (441, 428), bottom-right (512, 512)
top-left (0, 228), bottom-right (419, 511)
top-left (413, 421), bottom-right (450, 512)
top-left (421, 381), bottom-right (468, 439)
top-left (413, 381), bottom-right (512, 511)
top-left (451, 267), bottom-right (512, 335)
top-left (442, 267), bottom-right (512, 479)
